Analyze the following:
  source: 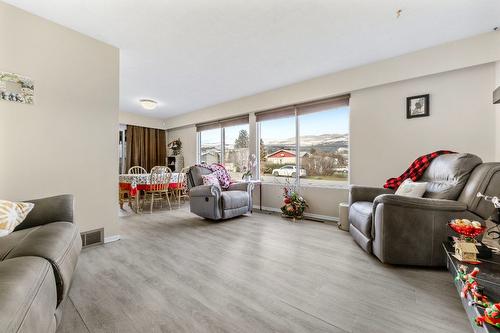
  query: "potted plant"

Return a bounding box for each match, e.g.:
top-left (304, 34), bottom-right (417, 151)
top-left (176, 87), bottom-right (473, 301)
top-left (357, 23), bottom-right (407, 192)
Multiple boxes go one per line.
top-left (169, 139), bottom-right (183, 171)
top-left (169, 138), bottom-right (182, 156)
top-left (280, 180), bottom-right (308, 221)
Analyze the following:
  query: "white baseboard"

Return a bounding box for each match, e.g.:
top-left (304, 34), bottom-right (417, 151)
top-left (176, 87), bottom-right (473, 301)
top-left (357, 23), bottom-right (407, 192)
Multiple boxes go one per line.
top-left (104, 235), bottom-right (121, 243)
top-left (253, 205), bottom-right (338, 223)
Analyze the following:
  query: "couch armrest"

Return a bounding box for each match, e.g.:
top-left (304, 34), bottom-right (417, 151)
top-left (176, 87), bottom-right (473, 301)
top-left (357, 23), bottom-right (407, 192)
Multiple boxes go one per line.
top-left (227, 182), bottom-right (253, 192)
top-left (349, 185), bottom-right (394, 205)
top-left (15, 194), bottom-right (74, 231)
top-left (371, 194), bottom-right (474, 266)
top-left (189, 185), bottom-right (221, 198)
top-left (373, 194), bottom-right (467, 211)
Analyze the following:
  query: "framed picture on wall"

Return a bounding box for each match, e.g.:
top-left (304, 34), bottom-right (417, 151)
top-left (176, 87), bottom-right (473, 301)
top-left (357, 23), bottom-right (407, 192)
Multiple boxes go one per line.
top-left (406, 94), bottom-right (429, 119)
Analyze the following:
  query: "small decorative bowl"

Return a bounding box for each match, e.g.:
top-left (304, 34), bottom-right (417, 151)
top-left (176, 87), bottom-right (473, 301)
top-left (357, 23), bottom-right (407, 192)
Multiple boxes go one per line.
top-left (448, 222), bottom-right (487, 238)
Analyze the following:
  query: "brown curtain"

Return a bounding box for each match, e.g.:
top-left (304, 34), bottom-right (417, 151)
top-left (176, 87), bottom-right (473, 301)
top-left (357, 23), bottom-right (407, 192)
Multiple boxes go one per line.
top-left (126, 125), bottom-right (167, 172)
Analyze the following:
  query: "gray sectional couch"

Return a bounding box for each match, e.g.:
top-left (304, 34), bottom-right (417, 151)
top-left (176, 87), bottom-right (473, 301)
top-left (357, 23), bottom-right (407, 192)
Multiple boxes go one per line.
top-left (349, 153), bottom-right (500, 266)
top-left (0, 195), bottom-right (81, 333)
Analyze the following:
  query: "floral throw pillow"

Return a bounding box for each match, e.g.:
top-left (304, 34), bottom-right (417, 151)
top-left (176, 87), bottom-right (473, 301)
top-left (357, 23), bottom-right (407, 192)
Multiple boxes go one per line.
top-left (202, 173), bottom-right (221, 190)
top-left (0, 200), bottom-right (34, 237)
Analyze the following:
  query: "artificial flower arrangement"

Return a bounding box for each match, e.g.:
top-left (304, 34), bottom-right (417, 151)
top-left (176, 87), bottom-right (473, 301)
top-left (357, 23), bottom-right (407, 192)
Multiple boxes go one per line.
top-left (280, 179), bottom-right (308, 220)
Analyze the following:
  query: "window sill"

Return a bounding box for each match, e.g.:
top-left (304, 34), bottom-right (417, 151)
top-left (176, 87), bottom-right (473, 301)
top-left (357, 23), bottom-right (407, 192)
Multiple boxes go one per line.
top-left (259, 181), bottom-right (349, 190)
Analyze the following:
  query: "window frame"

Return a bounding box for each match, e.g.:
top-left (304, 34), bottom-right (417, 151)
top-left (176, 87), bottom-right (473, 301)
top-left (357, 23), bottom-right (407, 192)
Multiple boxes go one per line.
top-left (257, 106), bottom-right (350, 189)
top-left (197, 123), bottom-right (250, 178)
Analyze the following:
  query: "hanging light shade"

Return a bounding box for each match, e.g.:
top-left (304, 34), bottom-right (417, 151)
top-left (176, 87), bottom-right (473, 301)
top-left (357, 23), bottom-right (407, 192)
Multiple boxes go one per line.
top-left (139, 99), bottom-right (158, 110)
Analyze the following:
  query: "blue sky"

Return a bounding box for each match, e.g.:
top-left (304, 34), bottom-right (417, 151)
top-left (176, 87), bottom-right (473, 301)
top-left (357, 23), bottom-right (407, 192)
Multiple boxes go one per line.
top-left (261, 107), bottom-right (349, 142)
top-left (200, 107), bottom-right (349, 145)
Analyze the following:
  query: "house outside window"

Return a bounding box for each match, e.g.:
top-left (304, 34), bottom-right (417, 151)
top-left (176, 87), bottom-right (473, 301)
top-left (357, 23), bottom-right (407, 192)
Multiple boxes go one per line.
top-left (197, 116), bottom-right (250, 179)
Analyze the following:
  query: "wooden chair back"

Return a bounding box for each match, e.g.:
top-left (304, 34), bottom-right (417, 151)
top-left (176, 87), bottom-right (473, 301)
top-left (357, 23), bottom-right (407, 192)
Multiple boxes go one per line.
top-left (177, 167), bottom-right (190, 187)
top-left (128, 166), bottom-right (148, 174)
top-left (148, 166), bottom-right (172, 192)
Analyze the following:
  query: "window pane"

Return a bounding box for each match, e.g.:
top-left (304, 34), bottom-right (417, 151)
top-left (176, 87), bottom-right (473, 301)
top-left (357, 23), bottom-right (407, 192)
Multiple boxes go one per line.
top-left (200, 128), bottom-right (221, 164)
top-left (299, 107), bottom-right (349, 186)
top-left (224, 124), bottom-right (249, 180)
top-left (259, 116), bottom-right (296, 182)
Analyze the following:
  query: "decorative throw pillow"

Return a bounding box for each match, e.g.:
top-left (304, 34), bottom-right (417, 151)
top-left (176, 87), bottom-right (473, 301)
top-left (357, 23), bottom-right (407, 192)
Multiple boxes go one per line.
top-left (0, 200), bottom-right (34, 237)
top-left (395, 179), bottom-right (427, 198)
top-left (202, 173), bottom-right (221, 190)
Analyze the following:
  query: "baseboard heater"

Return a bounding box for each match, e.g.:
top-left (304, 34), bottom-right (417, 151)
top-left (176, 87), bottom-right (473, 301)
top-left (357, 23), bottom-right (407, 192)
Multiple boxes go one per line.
top-left (80, 228), bottom-right (104, 248)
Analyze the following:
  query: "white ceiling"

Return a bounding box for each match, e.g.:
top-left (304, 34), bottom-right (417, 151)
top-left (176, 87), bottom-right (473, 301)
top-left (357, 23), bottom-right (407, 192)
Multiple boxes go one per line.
top-left (4, 0), bottom-right (500, 118)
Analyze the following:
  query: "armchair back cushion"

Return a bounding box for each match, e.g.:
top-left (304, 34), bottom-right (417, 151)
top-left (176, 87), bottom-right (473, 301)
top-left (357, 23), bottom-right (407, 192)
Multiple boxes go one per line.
top-left (458, 163), bottom-right (500, 222)
top-left (187, 166), bottom-right (212, 188)
top-left (420, 153), bottom-right (482, 200)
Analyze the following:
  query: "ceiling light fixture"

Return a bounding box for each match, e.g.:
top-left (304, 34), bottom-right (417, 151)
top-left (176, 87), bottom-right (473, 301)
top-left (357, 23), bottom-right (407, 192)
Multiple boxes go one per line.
top-left (139, 99), bottom-right (158, 110)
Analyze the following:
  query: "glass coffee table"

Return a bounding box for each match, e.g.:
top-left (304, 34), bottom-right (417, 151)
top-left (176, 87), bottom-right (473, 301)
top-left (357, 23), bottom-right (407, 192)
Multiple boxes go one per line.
top-left (443, 242), bottom-right (500, 333)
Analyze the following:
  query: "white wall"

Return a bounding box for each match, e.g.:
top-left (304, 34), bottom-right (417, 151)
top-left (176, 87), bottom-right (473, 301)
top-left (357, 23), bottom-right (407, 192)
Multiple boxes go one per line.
top-left (0, 2), bottom-right (120, 237)
top-left (119, 111), bottom-right (166, 129)
top-left (350, 63), bottom-right (496, 186)
top-left (166, 126), bottom-right (197, 167)
top-left (496, 61), bottom-right (500, 161)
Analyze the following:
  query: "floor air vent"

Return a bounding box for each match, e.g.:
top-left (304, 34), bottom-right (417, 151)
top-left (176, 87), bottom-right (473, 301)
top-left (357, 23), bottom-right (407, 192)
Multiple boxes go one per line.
top-left (80, 228), bottom-right (104, 248)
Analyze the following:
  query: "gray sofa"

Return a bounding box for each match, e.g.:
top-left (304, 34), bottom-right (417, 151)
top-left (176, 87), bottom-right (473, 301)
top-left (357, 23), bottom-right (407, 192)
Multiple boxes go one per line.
top-left (187, 165), bottom-right (253, 220)
top-left (0, 195), bottom-right (82, 333)
top-left (349, 153), bottom-right (500, 266)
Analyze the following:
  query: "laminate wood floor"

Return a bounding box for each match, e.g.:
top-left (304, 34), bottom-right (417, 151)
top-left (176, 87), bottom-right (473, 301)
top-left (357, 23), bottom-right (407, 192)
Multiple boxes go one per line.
top-left (57, 206), bottom-right (470, 333)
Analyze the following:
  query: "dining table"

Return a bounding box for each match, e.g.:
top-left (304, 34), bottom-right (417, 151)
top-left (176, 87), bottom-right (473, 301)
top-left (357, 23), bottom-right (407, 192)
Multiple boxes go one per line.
top-left (119, 172), bottom-right (183, 213)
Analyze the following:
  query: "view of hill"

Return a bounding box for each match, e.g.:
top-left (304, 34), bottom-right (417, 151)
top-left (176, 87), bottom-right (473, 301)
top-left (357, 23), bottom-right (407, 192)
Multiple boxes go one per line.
top-left (264, 133), bottom-right (348, 153)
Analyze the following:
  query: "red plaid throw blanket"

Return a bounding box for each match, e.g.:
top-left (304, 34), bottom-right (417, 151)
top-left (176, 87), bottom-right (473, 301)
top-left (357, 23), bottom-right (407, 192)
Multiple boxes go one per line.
top-left (384, 150), bottom-right (456, 190)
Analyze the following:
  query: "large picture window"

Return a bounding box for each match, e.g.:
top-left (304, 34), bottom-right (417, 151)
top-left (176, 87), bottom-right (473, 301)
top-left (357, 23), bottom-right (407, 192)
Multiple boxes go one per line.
top-left (197, 116), bottom-right (250, 179)
top-left (224, 124), bottom-right (249, 179)
top-left (299, 107), bottom-right (349, 186)
top-left (199, 128), bottom-right (221, 165)
top-left (257, 96), bottom-right (349, 187)
top-left (259, 116), bottom-right (296, 182)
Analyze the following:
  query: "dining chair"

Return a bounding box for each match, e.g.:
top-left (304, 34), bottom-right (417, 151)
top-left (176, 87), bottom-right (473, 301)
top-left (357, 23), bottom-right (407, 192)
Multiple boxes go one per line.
top-left (128, 166), bottom-right (148, 174)
top-left (118, 184), bottom-right (129, 210)
top-left (173, 167), bottom-right (190, 208)
top-left (143, 166), bottom-right (172, 213)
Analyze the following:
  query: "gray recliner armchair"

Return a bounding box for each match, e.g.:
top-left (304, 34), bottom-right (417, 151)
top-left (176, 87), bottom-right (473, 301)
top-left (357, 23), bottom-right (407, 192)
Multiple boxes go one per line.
top-left (349, 153), bottom-right (500, 266)
top-left (187, 165), bottom-right (253, 220)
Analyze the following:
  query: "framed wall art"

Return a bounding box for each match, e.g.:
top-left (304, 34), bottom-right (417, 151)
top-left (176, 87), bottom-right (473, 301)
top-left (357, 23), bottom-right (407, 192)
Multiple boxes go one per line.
top-left (406, 94), bottom-right (429, 119)
top-left (0, 71), bottom-right (34, 104)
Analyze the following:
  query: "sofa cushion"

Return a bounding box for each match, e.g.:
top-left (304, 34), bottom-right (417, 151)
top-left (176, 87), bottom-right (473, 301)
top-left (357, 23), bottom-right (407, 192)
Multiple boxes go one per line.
top-left (421, 153), bottom-right (482, 200)
top-left (0, 256), bottom-right (57, 333)
top-left (349, 201), bottom-right (373, 236)
top-left (0, 228), bottom-right (33, 261)
top-left (221, 191), bottom-right (249, 210)
top-left (0, 200), bottom-right (34, 237)
top-left (202, 173), bottom-right (221, 190)
top-left (4, 222), bottom-right (82, 305)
